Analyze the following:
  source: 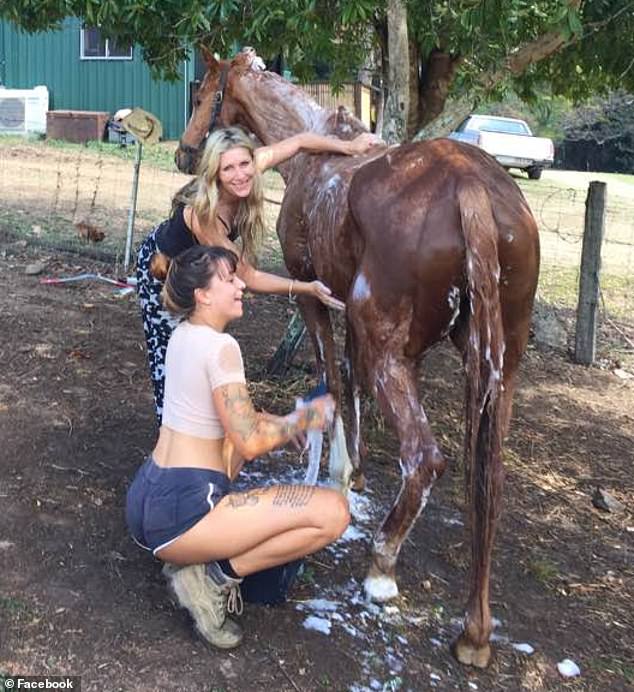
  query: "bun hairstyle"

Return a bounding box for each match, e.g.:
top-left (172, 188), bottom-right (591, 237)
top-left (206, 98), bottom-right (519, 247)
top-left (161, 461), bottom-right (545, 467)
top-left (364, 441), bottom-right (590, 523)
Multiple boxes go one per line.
top-left (161, 245), bottom-right (239, 319)
top-left (149, 251), bottom-right (171, 281)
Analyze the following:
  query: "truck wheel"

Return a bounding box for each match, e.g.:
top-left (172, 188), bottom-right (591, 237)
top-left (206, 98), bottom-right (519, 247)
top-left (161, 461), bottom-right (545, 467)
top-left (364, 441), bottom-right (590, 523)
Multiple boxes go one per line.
top-left (527, 166), bottom-right (542, 180)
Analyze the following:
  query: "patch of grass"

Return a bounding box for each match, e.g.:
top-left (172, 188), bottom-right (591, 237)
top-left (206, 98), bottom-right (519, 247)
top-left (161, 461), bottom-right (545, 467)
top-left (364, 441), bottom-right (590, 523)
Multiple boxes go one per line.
top-left (587, 655), bottom-right (634, 683)
top-left (610, 173), bottom-right (634, 186)
top-left (526, 557), bottom-right (560, 586)
top-left (49, 138), bottom-right (179, 171)
top-left (539, 263), bottom-right (632, 321)
top-left (0, 135), bottom-right (178, 171)
top-left (298, 565), bottom-right (316, 585)
top-left (0, 595), bottom-right (30, 616)
top-left (0, 133), bottom-right (44, 145)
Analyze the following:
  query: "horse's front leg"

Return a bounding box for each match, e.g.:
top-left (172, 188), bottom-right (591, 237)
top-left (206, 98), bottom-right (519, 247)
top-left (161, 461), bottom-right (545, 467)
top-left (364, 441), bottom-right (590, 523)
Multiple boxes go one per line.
top-left (295, 294), bottom-right (353, 492)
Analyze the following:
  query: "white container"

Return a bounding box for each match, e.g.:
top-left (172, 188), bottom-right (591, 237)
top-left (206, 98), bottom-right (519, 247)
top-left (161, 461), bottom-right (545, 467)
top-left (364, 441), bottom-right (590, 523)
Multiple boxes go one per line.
top-left (0, 85), bottom-right (49, 135)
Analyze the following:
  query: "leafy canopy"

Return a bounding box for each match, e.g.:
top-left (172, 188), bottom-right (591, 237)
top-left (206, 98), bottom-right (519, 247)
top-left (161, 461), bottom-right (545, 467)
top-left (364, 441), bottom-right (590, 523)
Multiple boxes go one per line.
top-left (2, 0), bottom-right (633, 101)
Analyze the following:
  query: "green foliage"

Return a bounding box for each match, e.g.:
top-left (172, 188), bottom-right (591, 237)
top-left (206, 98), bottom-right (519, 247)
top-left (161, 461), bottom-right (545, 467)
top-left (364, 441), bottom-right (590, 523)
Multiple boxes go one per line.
top-left (1, 0), bottom-right (633, 102)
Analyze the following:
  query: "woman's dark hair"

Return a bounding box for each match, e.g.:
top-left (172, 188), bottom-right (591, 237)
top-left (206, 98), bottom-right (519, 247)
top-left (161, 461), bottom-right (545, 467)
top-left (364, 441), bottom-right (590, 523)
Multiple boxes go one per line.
top-left (161, 245), bottom-right (239, 319)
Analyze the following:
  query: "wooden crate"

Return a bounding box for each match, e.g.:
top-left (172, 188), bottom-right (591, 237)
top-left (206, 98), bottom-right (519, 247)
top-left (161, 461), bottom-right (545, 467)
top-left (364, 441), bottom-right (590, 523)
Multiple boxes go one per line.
top-left (46, 110), bottom-right (110, 143)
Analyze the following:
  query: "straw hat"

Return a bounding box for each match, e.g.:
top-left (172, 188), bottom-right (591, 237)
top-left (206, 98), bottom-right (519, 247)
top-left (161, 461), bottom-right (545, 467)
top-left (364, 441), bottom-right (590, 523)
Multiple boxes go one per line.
top-left (114, 108), bottom-right (162, 144)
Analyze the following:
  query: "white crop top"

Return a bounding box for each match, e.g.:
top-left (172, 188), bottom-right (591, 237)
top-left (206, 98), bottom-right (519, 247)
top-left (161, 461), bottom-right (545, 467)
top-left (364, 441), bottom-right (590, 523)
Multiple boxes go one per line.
top-left (162, 321), bottom-right (246, 439)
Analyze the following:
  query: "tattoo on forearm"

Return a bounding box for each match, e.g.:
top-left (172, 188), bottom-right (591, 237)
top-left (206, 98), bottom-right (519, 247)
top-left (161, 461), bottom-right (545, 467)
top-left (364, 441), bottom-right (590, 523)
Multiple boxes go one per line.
top-left (221, 385), bottom-right (258, 442)
top-left (272, 485), bottom-right (315, 508)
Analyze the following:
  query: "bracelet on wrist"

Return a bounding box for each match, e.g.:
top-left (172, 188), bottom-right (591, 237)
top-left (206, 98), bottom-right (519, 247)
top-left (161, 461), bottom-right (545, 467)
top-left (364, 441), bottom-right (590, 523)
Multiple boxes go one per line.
top-left (288, 279), bottom-right (295, 303)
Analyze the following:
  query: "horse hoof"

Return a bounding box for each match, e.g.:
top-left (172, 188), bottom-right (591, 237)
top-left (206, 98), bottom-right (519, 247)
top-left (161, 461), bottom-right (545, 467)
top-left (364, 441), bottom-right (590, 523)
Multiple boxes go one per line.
top-left (363, 574), bottom-right (399, 602)
top-left (453, 635), bottom-right (492, 668)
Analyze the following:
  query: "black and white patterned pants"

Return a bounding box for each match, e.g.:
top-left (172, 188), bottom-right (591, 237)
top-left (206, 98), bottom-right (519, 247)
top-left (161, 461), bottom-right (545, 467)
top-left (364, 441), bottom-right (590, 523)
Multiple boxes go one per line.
top-left (136, 224), bottom-right (179, 423)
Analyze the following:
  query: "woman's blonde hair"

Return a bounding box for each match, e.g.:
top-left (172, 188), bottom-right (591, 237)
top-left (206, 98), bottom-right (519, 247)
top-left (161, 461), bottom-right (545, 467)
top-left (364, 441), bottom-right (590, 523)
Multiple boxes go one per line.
top-left (172, 127), bottom-right (265, 264)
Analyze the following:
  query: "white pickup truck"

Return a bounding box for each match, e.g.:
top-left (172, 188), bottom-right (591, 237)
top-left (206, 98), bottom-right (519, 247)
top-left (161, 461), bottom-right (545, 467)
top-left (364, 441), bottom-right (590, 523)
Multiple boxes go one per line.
top-left (449, 114), bottom-right (554, 180)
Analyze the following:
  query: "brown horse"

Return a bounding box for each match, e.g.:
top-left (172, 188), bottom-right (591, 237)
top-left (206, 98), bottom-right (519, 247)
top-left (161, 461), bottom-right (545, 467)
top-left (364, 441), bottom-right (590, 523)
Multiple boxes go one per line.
top-left (176, 50), bottom-right (540, 668)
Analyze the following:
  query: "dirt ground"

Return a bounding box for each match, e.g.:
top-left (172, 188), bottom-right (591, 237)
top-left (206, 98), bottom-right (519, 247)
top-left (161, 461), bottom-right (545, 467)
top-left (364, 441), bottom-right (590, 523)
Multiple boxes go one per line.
top-left (0, 226), bottom-right (633, 692)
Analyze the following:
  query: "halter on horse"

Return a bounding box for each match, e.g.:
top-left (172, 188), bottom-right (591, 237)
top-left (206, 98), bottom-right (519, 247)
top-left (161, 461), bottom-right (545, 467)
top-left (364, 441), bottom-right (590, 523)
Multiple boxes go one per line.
top-left (176, 48), bottom-right (540, 669)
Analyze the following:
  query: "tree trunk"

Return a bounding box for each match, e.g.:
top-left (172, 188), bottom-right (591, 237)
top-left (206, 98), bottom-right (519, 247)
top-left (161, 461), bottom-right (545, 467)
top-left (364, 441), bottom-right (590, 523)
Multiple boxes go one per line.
top-left (415, 95), bottom-right (474, 140)
top-left (382, 0), bottom-right (409, 144)
top-left (417, 50), bottom-right (462, 131)
top-left (406, 41), bottom-right (420, 139)
top-left (414, 5), bottom-right (583, 140)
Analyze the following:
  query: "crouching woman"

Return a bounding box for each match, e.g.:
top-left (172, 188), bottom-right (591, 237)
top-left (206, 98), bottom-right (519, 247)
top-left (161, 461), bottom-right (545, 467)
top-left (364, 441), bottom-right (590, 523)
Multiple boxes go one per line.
top-left (126, 245), bottom-right (349, 649)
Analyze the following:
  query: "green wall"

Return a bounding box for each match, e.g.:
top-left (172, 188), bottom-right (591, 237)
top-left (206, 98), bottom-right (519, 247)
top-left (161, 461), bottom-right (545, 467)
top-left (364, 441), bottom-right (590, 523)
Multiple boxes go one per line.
top-left (0, 19), bottom-right (191, 140)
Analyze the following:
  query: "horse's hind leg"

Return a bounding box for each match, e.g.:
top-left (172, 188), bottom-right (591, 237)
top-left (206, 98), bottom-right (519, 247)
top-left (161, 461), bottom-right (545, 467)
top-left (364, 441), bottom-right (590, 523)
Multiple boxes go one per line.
top-left (363, 348), bottom-right (446, 600)
top-left (452, 233), bottom-right (537, 668)
top-left (347, 293), bottom-right (446, 599)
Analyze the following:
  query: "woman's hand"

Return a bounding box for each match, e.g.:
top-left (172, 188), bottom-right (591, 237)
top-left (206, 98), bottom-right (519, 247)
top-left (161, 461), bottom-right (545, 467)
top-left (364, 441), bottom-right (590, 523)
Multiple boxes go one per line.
top-left (347, 132), bottom-right (387, 156)
top-left (309, 280), bottom-right (346, 311)
top-left (304, 394), bottom-right (336, 431)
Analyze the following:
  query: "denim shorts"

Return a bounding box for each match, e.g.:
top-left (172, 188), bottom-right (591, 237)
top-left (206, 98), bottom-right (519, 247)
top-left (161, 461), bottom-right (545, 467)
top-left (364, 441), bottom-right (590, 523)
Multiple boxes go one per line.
top-left (126, 457), bottom-right (231, 555)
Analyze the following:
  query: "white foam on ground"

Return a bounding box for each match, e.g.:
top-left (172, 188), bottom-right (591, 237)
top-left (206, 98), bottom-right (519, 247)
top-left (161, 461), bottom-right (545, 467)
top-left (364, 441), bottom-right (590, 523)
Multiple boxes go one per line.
top-left (512, 642), bottom-right (535, 655)
top-left (557, 659), bottom-right (581, 678)
top-left (298, 598), bottom-right (340, 613)
top-left (348, 490), bottom-right (375, 522)
top-left (340, 524), bottom-right (368, 542)
top-left (303, 615), bottom-right (332, 635)
top-left (440, 516), bottom-right (464, 527)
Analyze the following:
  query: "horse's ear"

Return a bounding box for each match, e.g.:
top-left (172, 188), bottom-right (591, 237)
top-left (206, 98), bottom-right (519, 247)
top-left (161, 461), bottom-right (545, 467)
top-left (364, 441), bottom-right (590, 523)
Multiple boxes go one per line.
top-left (201, 47), bottom-right (219, 71)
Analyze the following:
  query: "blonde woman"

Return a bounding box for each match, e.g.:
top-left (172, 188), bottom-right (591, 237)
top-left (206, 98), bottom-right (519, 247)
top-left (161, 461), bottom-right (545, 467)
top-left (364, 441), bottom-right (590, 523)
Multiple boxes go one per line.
top-left (136, 126), bottom-right (383, 421)
top-left (127, 245), bottom-right (350, 649)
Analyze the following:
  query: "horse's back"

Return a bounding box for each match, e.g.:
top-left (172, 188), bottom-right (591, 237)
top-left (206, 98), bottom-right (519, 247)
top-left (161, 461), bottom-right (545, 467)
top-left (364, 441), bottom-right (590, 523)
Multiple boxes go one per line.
top-left (344, 138), bottom-right (539, 355)
top-left (348, 138), bottom-right (539, 279)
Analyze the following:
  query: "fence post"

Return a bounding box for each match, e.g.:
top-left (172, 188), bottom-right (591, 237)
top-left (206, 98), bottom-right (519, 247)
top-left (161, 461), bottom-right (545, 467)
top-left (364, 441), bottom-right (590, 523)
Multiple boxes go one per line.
top-left (123, 141), bottom-right (143, 273)
top-left (574, 181), bottom-right (607, 364)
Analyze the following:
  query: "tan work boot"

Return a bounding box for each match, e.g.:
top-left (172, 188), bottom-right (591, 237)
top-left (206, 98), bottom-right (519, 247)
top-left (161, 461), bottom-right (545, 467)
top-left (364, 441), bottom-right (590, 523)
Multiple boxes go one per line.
top-left (163, 563), bottom-right (243, 650)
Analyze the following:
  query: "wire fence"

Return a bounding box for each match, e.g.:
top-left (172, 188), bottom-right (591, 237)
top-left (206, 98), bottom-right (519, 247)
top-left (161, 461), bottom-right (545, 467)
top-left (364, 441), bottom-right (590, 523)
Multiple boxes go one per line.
top-left (517, 174), bottom-right (634, 323)
top-left (1, 138), bottom-right (633, 326)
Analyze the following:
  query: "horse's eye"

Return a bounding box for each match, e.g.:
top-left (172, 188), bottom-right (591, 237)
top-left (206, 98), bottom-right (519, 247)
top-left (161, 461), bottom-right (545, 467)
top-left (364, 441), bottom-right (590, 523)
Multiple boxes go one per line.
top-left (194, 97), bottom-right (202, 108)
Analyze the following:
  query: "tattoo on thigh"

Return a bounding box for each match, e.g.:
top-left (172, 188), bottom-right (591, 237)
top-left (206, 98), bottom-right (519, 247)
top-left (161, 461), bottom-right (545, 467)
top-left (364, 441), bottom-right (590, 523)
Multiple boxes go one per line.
top-left (228, 489), bottom-right (266, 508)
top-left (272, 485), bottom-right (315, 508)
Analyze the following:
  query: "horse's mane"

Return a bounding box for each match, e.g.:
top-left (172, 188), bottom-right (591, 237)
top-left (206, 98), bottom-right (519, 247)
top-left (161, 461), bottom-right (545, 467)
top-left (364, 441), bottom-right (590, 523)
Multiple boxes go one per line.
top-left (235, 60), bottom-right (369, 138)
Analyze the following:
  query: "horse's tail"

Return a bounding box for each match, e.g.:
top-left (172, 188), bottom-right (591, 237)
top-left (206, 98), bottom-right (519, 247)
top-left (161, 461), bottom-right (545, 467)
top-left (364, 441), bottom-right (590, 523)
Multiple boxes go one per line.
top-left (457, 182), bottom-right (505, 611)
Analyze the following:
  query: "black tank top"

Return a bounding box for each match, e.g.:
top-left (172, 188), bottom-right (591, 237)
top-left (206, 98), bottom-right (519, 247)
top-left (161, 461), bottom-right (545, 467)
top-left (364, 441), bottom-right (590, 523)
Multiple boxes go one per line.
top-left (155, 204), bottom-right (239, 257)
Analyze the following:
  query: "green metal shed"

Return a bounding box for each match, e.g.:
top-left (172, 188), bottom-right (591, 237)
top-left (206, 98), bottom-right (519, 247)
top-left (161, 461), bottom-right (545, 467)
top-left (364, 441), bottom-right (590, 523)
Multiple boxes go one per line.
top-left (0, 18), bottom-right (192, 140)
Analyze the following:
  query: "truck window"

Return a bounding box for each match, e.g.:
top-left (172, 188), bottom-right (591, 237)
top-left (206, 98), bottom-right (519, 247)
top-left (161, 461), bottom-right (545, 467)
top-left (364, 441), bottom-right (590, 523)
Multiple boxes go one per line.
top-left (474, 118), bottom-right (531, 135)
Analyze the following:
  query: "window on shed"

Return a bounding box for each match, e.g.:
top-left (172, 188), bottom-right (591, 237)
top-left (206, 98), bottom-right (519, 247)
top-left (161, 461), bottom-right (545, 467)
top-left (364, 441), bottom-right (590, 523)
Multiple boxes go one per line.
top-left (80, 27), bottom-right (132, 60)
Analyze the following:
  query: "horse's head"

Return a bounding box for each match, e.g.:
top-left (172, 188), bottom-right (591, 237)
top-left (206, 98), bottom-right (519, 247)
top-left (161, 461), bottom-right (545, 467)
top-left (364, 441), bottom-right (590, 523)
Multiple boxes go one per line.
top-left (175, 48), bottom-right (260, 174)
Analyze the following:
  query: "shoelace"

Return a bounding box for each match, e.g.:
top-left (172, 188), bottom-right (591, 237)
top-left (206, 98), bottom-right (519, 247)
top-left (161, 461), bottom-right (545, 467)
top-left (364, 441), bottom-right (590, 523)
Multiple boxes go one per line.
top-left (226, 583), bottom-right (244, 616)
